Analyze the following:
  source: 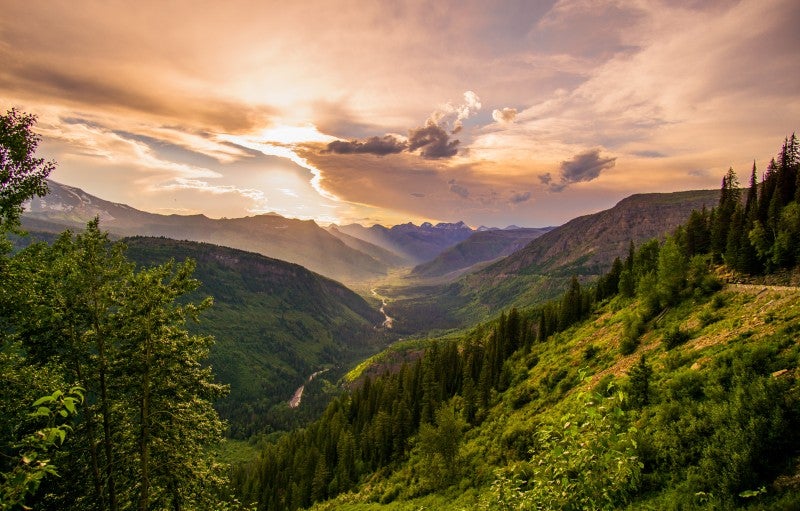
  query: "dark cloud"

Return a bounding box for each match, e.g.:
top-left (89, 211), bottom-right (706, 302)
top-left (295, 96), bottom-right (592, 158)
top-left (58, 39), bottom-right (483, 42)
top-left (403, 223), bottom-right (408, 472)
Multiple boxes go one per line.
top-left (545, 149), bottom-right (615, 192)
top-left (538, 173), bottom-right (552, 185)
top-left (509, 191), bottom-right (531, 204)
top-left (410, 192), bottom-right (426, 198)
top-left (324, 135), bottom-right (407, 156)
top-left (448, 179), bottom-right (469, 198)
top-left (322, 122), bottom-right (460, 160)
top-left (408, 122), bottom-right (460, 159)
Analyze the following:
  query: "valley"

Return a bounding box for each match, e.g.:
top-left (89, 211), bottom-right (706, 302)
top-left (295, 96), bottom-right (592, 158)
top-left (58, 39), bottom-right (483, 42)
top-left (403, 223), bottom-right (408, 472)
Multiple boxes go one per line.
top-left (5, 126), bottom-right (800, 510)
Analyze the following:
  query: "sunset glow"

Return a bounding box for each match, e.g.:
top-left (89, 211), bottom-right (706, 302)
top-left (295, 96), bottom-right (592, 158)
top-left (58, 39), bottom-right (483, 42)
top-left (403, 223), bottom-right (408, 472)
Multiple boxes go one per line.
top-left (1, 0), bottom-right (798, 227)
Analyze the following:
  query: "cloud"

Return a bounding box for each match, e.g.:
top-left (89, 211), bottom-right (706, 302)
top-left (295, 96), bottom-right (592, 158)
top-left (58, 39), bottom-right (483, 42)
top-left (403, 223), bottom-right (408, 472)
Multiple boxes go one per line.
top-left (448, 179), bottom-right (470, 198)
top-left (547, 149), bottom-right (616, 192)
top-left (408, 122), bottom-right (460, 159)
top-left (492, 107), bottom-right (518, 123)
top-left (631, 149), bottom-right (667, 158)
top-left (323, 91), bottom-right (479, 159)
top-left (410, 192), bottom-right (426, 198)
top-left (508, 191), bottom-right (531, 204)
top-left (324, 135), bottom-right (407, 155)
top-left (538, 173), bottom-right (553, 185)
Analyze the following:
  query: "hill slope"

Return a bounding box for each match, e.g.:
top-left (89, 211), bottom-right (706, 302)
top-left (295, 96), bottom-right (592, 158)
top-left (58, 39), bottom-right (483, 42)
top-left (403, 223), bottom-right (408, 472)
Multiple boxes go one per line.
top-left (23, 180), bottom-right (389, 284)
top-left (122, 237), bottom-right (387, 437)
top-left (236, 282), bottom-right (800, 510)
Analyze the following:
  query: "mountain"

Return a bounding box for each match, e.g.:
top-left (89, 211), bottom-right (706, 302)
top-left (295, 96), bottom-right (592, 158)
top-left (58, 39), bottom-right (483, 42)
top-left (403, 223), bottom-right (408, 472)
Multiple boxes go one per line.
top-left (23, 180), bottom-right (389, 284)
top-left (409, 227), bottom-right (554, 279)
top-left (336, 221), bottom-right (475, 264)
top-left (384, 190), bottom-right (720, 333)
top-left (483, 190), bottom-right (720, 277)
top-left (325, 225), bottom-right (408, 268)
top-left (122, 237), bottom-right (387, 438)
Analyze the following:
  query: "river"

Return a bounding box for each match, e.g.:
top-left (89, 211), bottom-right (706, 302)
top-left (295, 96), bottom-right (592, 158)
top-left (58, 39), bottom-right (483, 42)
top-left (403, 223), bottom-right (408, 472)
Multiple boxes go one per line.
top-left (288, 369), bottom-right (328, 409)
top-left (371, 288), bottom-right (394, 329)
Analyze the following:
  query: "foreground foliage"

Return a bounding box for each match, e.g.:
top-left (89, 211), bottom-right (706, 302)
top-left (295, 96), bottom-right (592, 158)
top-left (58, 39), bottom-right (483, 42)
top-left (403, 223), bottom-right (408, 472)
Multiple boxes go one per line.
top-left (1, 110), bottom-right (240, 510)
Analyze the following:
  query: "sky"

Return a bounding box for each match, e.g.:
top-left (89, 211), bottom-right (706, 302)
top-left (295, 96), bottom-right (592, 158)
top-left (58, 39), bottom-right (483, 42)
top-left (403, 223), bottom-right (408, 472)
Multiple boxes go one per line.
top-left (1, 0), bottom-right (798, 228)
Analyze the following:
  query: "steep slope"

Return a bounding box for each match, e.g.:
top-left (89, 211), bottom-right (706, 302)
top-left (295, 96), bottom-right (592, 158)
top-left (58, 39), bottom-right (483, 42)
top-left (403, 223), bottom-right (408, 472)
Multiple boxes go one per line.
top-left (337, 221), bottom-right (475, 264)
top-left (409, 227), bottom-right (553, 279)
top-left (23, 180), bottom-right (388, 284)
top-left (122, 237), bottom-right (387, 437)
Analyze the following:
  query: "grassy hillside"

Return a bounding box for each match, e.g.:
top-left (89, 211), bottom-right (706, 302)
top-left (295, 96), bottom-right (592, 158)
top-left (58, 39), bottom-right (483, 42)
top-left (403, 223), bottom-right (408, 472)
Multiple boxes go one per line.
top-left (122, 237), bottom-right (389, 437)
top-left (302, 283), bottom-right (800, 510)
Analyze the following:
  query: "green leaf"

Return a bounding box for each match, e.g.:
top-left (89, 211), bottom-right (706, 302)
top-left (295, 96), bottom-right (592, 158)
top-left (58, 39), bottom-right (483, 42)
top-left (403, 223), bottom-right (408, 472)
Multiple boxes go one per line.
top-left (31, 395), bottom-right (54, 407)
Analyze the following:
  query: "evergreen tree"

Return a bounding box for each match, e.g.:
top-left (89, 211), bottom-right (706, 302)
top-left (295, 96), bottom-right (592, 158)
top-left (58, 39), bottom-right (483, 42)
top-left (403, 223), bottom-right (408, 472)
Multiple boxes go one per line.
top-left (627, 355), bottom-right (652, 409)
top-left (559, 276), bottom-right (582, 330)
top-left (711, 168), bottom-right (741, 260)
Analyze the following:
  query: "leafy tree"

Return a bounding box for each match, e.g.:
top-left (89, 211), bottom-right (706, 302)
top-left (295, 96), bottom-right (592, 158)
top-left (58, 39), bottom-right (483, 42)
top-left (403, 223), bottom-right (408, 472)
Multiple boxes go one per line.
top-left (486, 389), bottom-right (641, 510)
top-left (0, 109), bottom-right (54, 231)
top-left (417, 404), bottom-right (465, 485)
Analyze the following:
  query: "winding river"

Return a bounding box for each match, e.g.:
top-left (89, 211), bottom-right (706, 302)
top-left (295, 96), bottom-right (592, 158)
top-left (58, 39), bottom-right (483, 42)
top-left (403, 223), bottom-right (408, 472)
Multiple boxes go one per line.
top-left (371, 288), bottom-right (394, 329)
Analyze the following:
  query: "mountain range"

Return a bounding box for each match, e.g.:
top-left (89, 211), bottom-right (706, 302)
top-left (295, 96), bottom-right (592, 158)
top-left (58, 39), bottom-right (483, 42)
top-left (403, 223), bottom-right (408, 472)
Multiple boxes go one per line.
top-left (24, 180), bottom-right (391, 284)
top-left (409, 227), bottom-right (554, 279)
top-left (25, 180), bottom-right (509, 284)
top-left (335, 221), bottom-right (476, 265)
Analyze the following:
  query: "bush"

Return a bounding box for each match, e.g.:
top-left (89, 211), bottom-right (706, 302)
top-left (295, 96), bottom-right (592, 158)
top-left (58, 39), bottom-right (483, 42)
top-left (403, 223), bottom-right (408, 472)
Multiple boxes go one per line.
top-left (662, 326), bottom-right (691, 349)
top-left (620, 312), bottom-right (645, 355)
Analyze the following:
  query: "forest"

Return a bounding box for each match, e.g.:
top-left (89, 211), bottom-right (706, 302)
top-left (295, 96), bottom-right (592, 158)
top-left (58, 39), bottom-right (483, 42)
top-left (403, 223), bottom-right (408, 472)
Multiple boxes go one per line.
top-left (2, 107), bottom-right (799, 510)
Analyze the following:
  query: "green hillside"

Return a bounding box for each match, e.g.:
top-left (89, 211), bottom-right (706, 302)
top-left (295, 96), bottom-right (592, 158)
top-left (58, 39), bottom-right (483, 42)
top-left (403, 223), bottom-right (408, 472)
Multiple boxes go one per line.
top-left (123, 237), bottom-right (388, 437)
top-left (232, 270), bottom-right (800, 510)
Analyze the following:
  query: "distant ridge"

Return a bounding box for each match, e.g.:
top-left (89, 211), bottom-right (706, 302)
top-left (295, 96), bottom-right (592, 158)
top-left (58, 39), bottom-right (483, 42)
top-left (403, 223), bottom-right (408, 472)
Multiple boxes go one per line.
top-left (336, 220), bottom-right (475, 264)
top-left (23, 180), bottom-right (390, 284)
top-left (386, 189), bottom-right (720, 333)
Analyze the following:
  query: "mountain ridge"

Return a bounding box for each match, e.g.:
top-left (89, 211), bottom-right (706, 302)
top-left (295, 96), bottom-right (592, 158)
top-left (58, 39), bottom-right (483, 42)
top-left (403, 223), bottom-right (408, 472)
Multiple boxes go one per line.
top-left (24, 180), bottom-right (390, 284)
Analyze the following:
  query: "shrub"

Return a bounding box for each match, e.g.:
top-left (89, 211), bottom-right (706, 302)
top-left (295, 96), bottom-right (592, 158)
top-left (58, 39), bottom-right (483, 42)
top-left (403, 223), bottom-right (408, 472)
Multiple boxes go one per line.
top-left (662, 326), bottom-right (691, 349)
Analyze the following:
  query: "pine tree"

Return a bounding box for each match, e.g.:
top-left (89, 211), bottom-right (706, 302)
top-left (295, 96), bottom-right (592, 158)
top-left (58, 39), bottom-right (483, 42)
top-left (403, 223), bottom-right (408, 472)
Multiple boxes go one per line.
top-left (559, 276), bottom-right (583, 330)
top-left (627, 355), bottom-right (652, 409)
